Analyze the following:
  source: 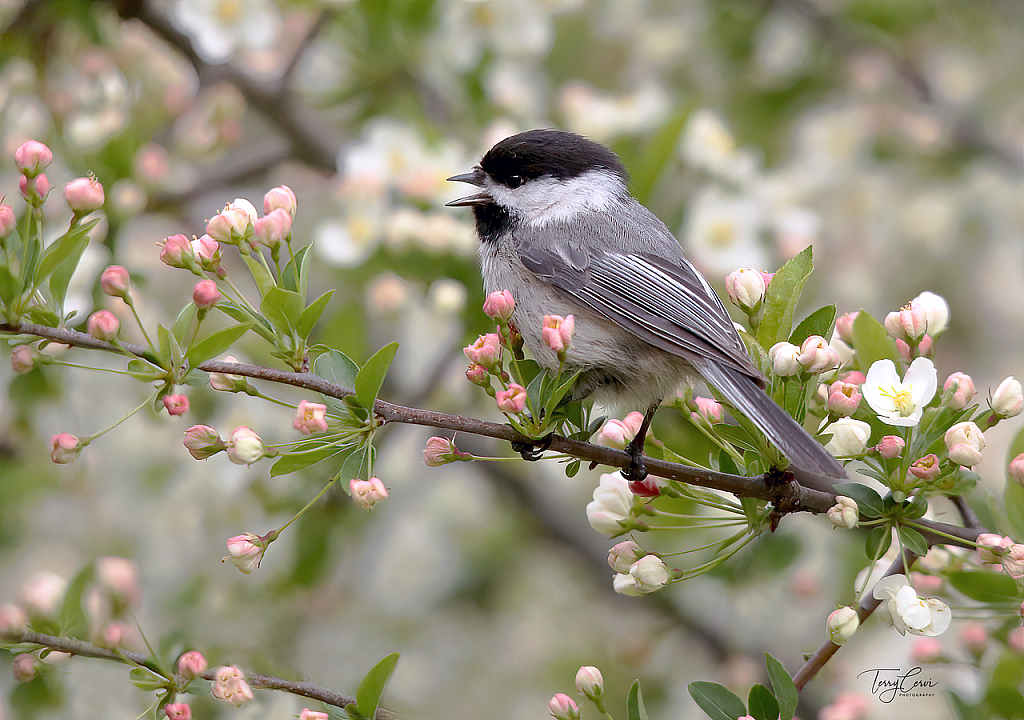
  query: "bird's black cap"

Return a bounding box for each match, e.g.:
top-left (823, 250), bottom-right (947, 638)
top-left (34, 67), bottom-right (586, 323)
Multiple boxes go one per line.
top-left (479, 129), bottom-right (628, 187)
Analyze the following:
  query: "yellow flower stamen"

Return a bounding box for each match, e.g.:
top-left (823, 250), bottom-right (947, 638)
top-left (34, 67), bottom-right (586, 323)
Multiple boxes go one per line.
top-left (881, 385), bottom-right (914, 417)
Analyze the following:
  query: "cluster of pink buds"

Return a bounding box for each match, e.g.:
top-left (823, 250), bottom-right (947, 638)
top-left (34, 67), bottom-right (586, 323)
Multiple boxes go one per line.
top-left (210, 665), bottom-right (254, 706)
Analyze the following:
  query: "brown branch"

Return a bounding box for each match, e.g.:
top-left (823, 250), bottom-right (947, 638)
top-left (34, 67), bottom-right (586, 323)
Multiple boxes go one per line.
top-left (0, 319), bottom-right (987, 549)
top-left (1, 629), bottom-right (396, 718)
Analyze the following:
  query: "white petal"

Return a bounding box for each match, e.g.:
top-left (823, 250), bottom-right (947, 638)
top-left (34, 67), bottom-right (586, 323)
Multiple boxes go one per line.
top-left (872, 573), bottom-right (908, 600)
top-left (905, 357), bottom-right (938, 406)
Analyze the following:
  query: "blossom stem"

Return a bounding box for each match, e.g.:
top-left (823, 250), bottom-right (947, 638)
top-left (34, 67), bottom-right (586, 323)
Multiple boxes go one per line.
top-left (277, 472), bottom-right (340, 535)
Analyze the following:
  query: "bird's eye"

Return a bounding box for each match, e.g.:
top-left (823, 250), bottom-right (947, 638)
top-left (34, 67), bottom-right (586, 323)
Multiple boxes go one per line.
top-left (506, 175), bottom-right (523, 189)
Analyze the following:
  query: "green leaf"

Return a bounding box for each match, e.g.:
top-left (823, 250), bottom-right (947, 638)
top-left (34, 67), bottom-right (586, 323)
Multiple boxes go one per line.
top-left (127, 357), bottom-right (167, 383)
top-left (314, 349), bottom-right (359, 390)
top-left (46, 232), bottom-right (92, 310)
top-left (280, 244), bottom-right (308, 293)
top-left (626, 680), bottom-right (650, 720)
top-left (756, 246), bottom-right (812, 348)
top-left (899, 526), bottom-right (928, 557)
top-left (355, 342), bottom-right (399, 411)
top-left (946, 570), bottom-right (1022, 603)
top-left (57, 562), bottom-right (94, 637)
top-left (186, 325), bottom-right (249, 368)
top-left (789, 304), bottom-right (836, 345)
top-left (765, 654), bottom-right (798, 720)
top-left (341, 444), bottom-right (375, 484)
top-left (217, 302), bottom-right (276, 342)
top-left (850, 311), bottom-right (899, 370)
top-left (261, 286), bottom-right (304, 334)
top-left (747, 684), bottom-right (779, 720)
top-left (171, 304), bottom-right (195, 345)
top-left (297, 290), bottom-right (334, 340)
top-left (270, 444), bottom-right (346, 477)
top-left (0, 265), bottom-right (17, 304)
top-left (355, 652), bottom-right (399, 720)
top-left (865, 525), bottom-right (892, 559)
top-left (544, 369), bottom-right (582, 418)
top-left (833, 482), bottom-right (884, 518)
top-left (240, 249), bottom-right (276, 297)
top-left (688, 681), bottom-right (746, 720)
top-left (128, 666), bottom-right (168, 692)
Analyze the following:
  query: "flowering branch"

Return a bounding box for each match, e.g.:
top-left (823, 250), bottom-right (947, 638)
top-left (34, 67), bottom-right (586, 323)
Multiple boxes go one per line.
top-left (0, 319), bottom-right (986, 550)
top-left (0, 628), bottom-right (397, 718)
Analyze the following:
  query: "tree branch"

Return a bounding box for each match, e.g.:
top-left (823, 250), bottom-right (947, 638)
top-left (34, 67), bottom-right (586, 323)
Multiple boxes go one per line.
top-left (1, 629), bottom-right (397, 718)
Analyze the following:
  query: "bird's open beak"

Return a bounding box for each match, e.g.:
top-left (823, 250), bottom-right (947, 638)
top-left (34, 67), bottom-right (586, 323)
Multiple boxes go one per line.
top-left (446, 169), bottom-right (490, 207)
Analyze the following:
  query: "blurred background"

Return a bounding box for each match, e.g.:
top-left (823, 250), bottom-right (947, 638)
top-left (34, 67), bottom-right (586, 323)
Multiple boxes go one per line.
top-left (2, 0), bottom-right (1024, 718)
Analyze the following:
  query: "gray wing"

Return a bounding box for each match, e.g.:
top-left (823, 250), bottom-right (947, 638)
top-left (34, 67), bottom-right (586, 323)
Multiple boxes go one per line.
top-left (515, 212), bottom-right (763, 381)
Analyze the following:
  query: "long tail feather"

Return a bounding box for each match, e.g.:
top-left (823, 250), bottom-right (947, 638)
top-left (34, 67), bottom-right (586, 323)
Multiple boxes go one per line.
top-left (694, 360), bottom-right (846, 492)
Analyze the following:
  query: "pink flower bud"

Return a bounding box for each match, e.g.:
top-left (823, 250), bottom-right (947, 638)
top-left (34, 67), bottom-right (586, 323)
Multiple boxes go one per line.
top-left (896, 333), bottom-right (933, 361)
top-left (943, 372), bottom-right (975, 410)
top-left (541, 314), bottom-right (575, 353)
top-left (909, 453), bottom-right (941, 480)
top-left (835, 311), bottom-right (859, 344)
top-left (548, 693), bottom-right (580, 720)
top-left (253, 208), bottom-right (292, 249)
top-left (264, 185), bottom-right (297, 216)
top-left (768, 341), bottom-right (802, 376)
top-left (595, 411), bottom-right (646, 449)
top-left (50, 432), bottom-right (82, 464)
top-left (226, 426), bottom-right (270, 465)
top-left (827, 380), bottom-right (862, 416)
top-left (87, 310), bottom-right (119, 341)
top-left (875, 435), bottom-right (905, 459)
top-left (164, 703), bottom-right (192, 720)
top-left (482, 289), bottom-right (516, 323)
top-left (183, 425), bottom-right (226, 460)
top-left (0, 603), bottom-right (27, 633)
top-left (910, 637), bottom-right (944, 663)
top-left (423, 436), bottom-right (463, 466)
top-left (976, 533), bottom-right (1013, 565)
top-left (797, 335), bottom-right (839, 373)
top-left (11, 344), bottom-right (37, 373)
top-left (211, 665), bottom-right (254, 705)
top-left (464, 333), bottom-right (502, 368)
top-left (691, 396), bottom-right (724, 425)
top-left (224, 534), bottom-right (266, 574)
top-left (760, 270), bottom-right (775, 287)
top-left (160, 234), bottom-right (194, 268)
top-left (350, 477), bottom-right (388, 510)
top-left (992, 377), bottom-right (1023, 418)
top-left (162, 394), bottom-right (190, 416)
top-left (299, 710), bottom-right (328, 720)
top-left (465, 363), bottom-right (489, 386)
top-left (495, 383), bottom-right (527, 414)
top-left (948, 443), bottom-right (982, 467)
top-left (1009, 453), bottom-right (1024, 485)
top-left (176, 650), bottom-right (208, 679)
top-left (100, 265), bottom-right (131, 299)
top-left (63, 176), bottom-right (105, 214)
top-left (0, 204), bottom-right (15, 237)
top-left (575, 665), bottom-right (604, 700)
top-left (191, 234), bottom-right (220, 267)
top-left (885, 305), bottom-right (928, 342)
top-left (192, 279), bottom-right (221, 308)
top-left (206, 206), bottom-right (252, 245)
top-left (1003, 544), bottom-right (1024, 579)
top-left (841, 369), bottom-right (866, 385)
top-left (14, 140), bottom-right (53, 175)
top-left (293, 399), bottom-right (328, 435)
top-left (13, 653), bottom-right (36, 682)
top-left (607, 540), bottom-right (643, 573)
top-left (724, 267), bottom-right (767, 312)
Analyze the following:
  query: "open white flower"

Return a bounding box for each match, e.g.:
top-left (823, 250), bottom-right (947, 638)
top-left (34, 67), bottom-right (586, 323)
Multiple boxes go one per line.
top-left (862, 357), bottom-right (937, 426)
top-left (872, 574), bottom-right (951, 636)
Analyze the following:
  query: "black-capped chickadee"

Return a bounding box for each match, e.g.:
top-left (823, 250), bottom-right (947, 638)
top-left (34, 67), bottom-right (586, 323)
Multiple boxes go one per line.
top-left (448, 129), bottom-right (845, 489)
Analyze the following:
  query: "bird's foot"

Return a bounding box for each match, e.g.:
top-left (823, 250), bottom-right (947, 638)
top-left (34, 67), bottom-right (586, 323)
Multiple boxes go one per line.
top-left (621, 441), bottom-right (648, 484)
top-left (511, 434), bottom-right (553, 461)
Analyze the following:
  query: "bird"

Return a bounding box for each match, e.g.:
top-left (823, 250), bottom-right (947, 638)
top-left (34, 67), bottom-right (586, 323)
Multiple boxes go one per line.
top-left (447, 128), bottom-right (846, 491)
